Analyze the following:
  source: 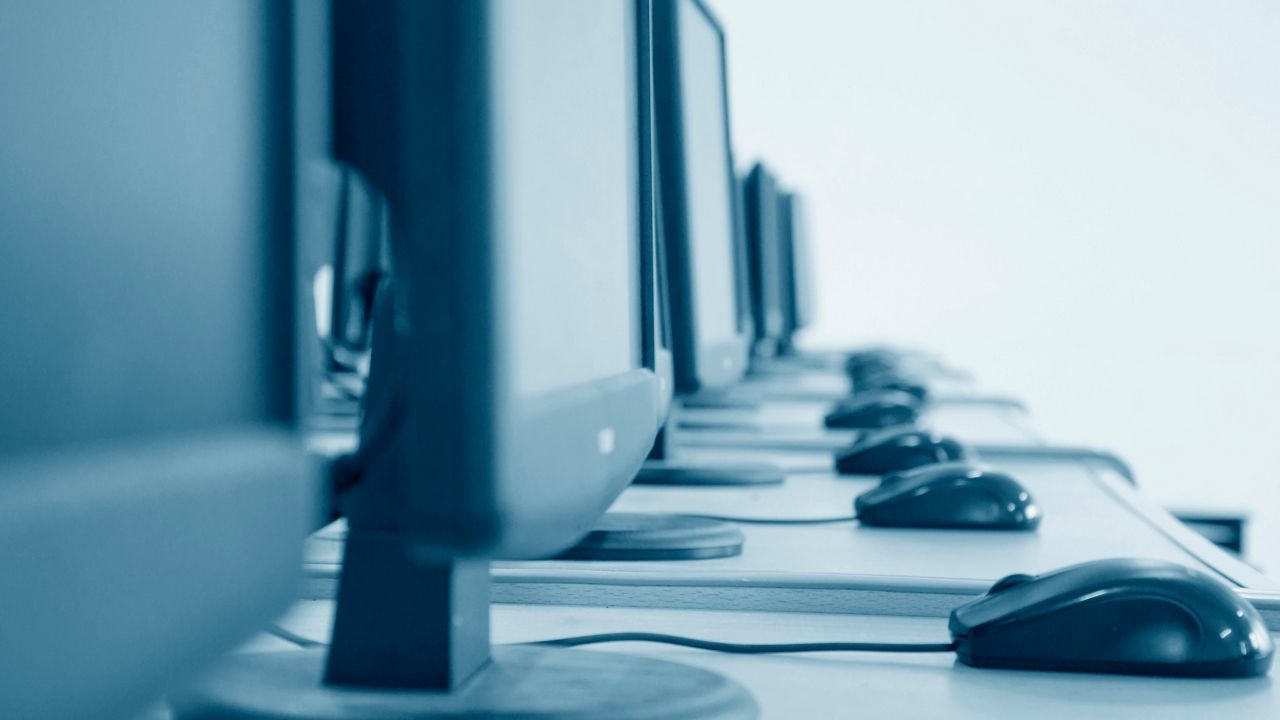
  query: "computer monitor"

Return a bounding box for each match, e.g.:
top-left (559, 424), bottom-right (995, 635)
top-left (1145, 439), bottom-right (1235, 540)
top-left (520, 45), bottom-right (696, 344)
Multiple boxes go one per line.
top-left (355, 0), bottom-right (660, 559)
top-left (780, 191), bottom-right (815, 341)
top-left (744, 163), bottom-right (789, 351)
top-left (0, 2), bottom-right (309, 718)
top-left (654, 0), bottom-right (751, 393)
top-left (173, 1), bottom-right (754, 717)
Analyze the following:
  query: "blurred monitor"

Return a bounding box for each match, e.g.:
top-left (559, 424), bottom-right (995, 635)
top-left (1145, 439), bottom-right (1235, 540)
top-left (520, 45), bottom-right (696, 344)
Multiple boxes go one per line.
top-left (653, 0), bottom-right (751, 393)
top-left (178, 0), bottom-right (691, 709)
top-left (0, 1), bottom-right (309, 718)
top-left (781, 191), bottom-right (815, 336)
top-left (743, 163), bottom-right (789, 350)
top-left (332, 0), bottom-right (662, 558)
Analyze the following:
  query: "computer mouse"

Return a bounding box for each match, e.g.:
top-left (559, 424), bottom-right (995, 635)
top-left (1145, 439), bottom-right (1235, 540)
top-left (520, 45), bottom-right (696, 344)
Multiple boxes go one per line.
top-left (859, 377), bottom-right (929, 403)
top-left (950, 558), bottom-right (1275, 677)
top-left (824, 389), bottom-right (921, 429)
top-left (854, 463), bottom-right (1040, 529)
top-left (835, 427), bottom-right (968, 475)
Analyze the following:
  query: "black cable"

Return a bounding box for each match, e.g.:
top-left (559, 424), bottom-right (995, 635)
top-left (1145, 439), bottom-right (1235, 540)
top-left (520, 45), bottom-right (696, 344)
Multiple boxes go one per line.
top-left (530, 632), bottom-right (956, 655)
top-left (267, 625), bottom-right (325, 649)
top-left (263, 626), bottom-right (957, 655)
top-left (686, 513), bottom-right (857, 525)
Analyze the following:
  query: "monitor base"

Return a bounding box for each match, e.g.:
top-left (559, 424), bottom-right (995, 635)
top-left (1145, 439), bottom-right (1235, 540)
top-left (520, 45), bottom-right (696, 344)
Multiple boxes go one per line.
top-left (171, 645), bottom-right (758, 719)
top-left (634, 459), bottom-right (785, 486)
top-left (557, 512), bottom-right (744, 560)
top-left (679, 395), bottom-right (761, 411)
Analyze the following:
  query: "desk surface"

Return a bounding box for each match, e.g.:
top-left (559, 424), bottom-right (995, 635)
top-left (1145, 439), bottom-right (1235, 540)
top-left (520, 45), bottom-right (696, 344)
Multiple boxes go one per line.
top-left (305, 460), bottom-right (1276, 620)
top-left (675, 400), bottom-right (1041, 448)
top-left (265, 600), bottom-right (1280, 720)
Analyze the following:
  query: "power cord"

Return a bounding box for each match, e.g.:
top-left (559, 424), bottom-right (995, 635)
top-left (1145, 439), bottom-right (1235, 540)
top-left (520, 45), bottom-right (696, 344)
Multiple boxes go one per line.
top-left (268, 625), bottom-right (325, 648)
top-left (686, 513), bottom-right (857, 525)
top-left (531, 632), bottom-right (956, 654)
top-left (265, 626), bottom-right (956, 655)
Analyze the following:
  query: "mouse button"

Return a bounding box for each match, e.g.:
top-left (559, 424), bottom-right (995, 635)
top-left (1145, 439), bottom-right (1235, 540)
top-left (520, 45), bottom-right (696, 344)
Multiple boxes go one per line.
top-left (936, 437), bottom-right (969, 461)
top-left (893, 460), bottom-right (983, 484)
top-left (955, 560), bottom-right (1206, 636)
top-left (944, 486), bottom-right (1010, 525)
top-left (989, 573), bottom-right (1037, 595)
top-left (962, 595), bottom-right (1206, 668)
top-left (878, 464), bottom-right (942, 488)
top-left (951, 569), bottom-right (1098, 631)
top-left (1063, 595), bottom-right (1205, 664)
top-left (852, 482), bottom-right (905, 512)
top-left (970, 474), bottom-right (1038, 512)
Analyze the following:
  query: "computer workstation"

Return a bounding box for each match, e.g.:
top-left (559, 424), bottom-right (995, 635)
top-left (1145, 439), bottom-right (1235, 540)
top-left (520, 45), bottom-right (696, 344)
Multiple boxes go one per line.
top-left (289, 0), bottom-right (1278, 654)
top-left (176, 1), bottom-right (766, 716)
top-left (5, 0), bottom-right (1278, 716)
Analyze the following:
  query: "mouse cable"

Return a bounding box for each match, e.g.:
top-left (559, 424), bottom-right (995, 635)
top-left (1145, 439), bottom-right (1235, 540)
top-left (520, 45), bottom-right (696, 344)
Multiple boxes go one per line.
top-left (267, 624), bottom-right (325, 648)
top-left (263, 626), bottom-right (956, 655)
top-left (684, 513), bottom-right (857, 525)
top-left (530, 632), bottom-right (956, 654)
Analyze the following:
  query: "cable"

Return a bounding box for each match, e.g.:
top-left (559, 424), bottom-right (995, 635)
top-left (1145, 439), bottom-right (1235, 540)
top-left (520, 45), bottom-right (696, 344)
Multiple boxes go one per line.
top-left (530, 632), bottom-right (956, 655)
top-left (263, 626), bottom-right (957, 655)
top-left (267, 624), bottom-right (325, 649)
top-left (686, 513), bottom-right (857, 525)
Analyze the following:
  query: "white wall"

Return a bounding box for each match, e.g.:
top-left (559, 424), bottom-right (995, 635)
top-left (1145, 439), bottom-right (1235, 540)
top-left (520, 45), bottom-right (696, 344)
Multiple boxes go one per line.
top-left (715, 0), bottom-right (1280, 572)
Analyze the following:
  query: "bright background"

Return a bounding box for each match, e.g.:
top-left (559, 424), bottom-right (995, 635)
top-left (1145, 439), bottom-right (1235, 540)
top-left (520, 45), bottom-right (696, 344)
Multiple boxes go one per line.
top-left (714, 0), bottom-right (1280, 574)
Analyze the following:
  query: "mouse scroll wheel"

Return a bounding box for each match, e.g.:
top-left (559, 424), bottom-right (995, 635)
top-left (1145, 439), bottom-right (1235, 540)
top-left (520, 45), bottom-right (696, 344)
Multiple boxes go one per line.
top-left (988, 573), bottom-right (1036, 595)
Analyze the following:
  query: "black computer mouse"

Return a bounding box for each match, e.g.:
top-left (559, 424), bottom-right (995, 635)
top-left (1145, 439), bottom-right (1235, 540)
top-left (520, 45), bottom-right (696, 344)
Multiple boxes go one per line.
top-left (854, 463), bottom-right (1040, 530)
top-left (824, 389), bottom-right (922, 430)
top-left (950, 558), bottom-right (1275, 677)
top-left (835, 427), bottom-right (968, 475)
top-left (858, 377), bottom-right (929, 403)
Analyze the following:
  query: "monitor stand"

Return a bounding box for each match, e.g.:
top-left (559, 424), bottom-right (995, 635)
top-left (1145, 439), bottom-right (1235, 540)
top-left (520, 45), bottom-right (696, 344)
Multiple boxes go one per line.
top-left (558, 512), bottom-right (744, 560)
top-left (172, 529), bottom-right (756, 719)
top-left (634, 458), bottom-right (785, 486)
top-left (556, 431), bottom-right (769, 561)
top-left (678, 393), bottom-right (760, 411)
top-left (632, 428), bottom-right (785, 487)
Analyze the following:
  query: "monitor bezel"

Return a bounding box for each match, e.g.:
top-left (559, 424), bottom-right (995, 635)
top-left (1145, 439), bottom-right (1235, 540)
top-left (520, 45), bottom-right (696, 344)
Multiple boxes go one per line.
top-left (640, 0), bottom-right (677, 421)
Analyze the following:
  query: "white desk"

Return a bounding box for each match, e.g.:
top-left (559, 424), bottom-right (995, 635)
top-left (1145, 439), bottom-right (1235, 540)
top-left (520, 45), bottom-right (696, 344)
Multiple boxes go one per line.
top-left (676, 399), bottom-right (1041, 448)
top-left (734, 366), bottom-right (980, 399)
top-left (303, 460), bottom-right (1279, 625)
top-left (264, 600), bottom-right (1280, 720)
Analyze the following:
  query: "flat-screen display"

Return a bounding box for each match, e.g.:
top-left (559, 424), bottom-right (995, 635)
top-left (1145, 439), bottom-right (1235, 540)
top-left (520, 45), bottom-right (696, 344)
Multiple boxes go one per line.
top-left (493, 0), bottom-right (640, 397)
top-left (676, 0), bottom-right (738, 352)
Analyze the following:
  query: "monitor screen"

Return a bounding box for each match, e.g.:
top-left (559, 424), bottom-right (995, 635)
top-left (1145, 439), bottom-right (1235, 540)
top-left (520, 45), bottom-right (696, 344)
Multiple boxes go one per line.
top-left (493, 0), bottom-right (640, 397)
top-left (676, 0), bottom-right (739, 352)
